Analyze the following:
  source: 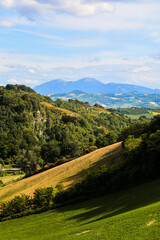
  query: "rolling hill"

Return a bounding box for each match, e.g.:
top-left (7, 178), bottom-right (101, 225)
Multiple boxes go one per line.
top-left (34, 77), bottom-right (160, 95)
top-left (50, 91), bottom-right (160, 109)
top-left (0, 177), bottom-right (160, 240)
top-left (0, 142), bottom-right (122, 202)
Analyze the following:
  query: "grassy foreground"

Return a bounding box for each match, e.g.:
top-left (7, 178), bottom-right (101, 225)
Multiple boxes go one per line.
top-left (0, 142), bottom-right (122, 202)
top-left (0, 179), bottom-right (160, 240)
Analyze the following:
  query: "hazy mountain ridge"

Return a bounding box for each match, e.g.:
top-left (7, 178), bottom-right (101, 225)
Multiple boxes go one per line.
top-left (34, 77), bottom-right (160, 95)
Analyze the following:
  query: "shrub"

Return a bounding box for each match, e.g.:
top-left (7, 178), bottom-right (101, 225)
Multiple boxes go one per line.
top-left (33, 187), bottom-right (54, 208)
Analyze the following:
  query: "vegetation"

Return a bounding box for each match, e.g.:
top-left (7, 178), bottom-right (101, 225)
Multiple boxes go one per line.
top-left (0, 179), bottom-right (160, 239)
top-left (0, 185), bottom-right (62, 220)
top-left (50, 115), bottom-right (160, 204)
top-left (118, 107), bottom-right (160, 119)
top-left (0, 84), bottom-right (135, 176)
top-left (1, 116), bottom-right (160, 219)
top-left (0, 142), bottom-right (122, 202)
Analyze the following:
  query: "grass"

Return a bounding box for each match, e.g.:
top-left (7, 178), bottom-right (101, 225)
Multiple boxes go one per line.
top-left (0, 174), bottom-right (24, 184)
top-left (126, 113), bottom-right (154, 119)
top-left (40, 102), bottom-right (80, 116)
top-left (0, 142), bottom-right (122, 202)
top-left (0, 179), bottom-right (160, 239)
top-left (126, 110), bottom-right (160, 119)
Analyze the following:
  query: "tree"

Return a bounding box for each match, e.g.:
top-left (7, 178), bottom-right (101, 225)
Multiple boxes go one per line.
top-left (41, 140), bottom-right (60, 163)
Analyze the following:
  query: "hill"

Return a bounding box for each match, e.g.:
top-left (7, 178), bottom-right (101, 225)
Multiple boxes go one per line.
top-left (0, 142), bottom-right (122, 202)
top-left (34, 77), bottom-right (160, 95)
top-left (0, 178), bottom-right (160, 239)
top-left (50, 91), bottom-right (160, 108)
top-left (0, 84), bottom-right (135, 176)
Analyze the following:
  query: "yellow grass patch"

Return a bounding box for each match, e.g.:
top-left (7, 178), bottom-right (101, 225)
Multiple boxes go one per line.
top-left (94, 107), bottom-right (110, 113)
top-left (0, 174), bottom-right (24, 184)
top-left (40, 102), bottom-right (80, 116)
top-left (148, 111), bottom-right (160, 116)
top-left (0, 142), bottom-right (122, 202)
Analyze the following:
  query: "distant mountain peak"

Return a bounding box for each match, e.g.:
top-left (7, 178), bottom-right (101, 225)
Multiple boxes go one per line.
top-left (34, 78), bottom-right (160, 95)
top-left (78, 77), bottom-right (100, 83)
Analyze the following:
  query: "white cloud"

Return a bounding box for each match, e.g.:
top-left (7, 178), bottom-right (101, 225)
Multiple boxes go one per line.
top-left (28, 68), bottom-right (36, 74)
top-left (132, 66), bottom-right (152, 73)
top-left (0, 20), bottom-right (15, 27)
top-left (7, 78), bottom-right (21, 84)
top-left (0, 0), bottom-right (159, 32)
top-left (0, 0), bottom-right (114, 18)
top-left (25, 79), bottom-right (38, 84)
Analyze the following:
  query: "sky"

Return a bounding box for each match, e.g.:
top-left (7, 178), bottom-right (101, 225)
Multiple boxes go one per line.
top-left (0, 0), bottom-right (160, 89)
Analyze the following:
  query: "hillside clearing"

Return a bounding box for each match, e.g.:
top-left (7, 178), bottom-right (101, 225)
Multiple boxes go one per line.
top-left (40, 102), bottom-right (80, 116)
top-left (0, 142), bottom-right (122, 202)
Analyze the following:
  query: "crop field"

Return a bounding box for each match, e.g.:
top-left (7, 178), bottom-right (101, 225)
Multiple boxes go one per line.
top-left (0, 179), bottom-right (160, 240)
top-left (0, 142), bottom-right (122, 202)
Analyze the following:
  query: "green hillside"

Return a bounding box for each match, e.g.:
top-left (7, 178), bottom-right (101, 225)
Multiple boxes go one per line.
top-left (0, 179), bottom-right (160, 240)
top-left (0, 84), bottom-right (135, 176)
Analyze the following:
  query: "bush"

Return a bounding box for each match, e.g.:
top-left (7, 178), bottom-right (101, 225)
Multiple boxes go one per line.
top-left (33, 187), bottom-right (54, 208)
top-left (0, 195), bottom-right (31, 218)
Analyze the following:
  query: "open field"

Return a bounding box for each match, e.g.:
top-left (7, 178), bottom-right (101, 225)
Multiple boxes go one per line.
top-left (126, 113), bottom-right (154, 119)
top-left (126, 110), bottom-right (160, 119)
top-left (0, 174), bottom-right (24, 184)
top-left (0, 142), bottom-right (122, 202)
top-left (0, 178), bottom-right (160, 240)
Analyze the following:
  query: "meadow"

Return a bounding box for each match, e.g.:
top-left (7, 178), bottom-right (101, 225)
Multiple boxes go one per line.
top-left (0, 179), bottom-right (160, 240)
top-left (0, 174), bottom-right (24, 184)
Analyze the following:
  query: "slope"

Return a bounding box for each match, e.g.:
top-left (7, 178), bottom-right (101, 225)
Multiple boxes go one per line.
top-left (0, 178), bottom-right (160, 240)
top-left (0, 142), bottom-right (122, 202)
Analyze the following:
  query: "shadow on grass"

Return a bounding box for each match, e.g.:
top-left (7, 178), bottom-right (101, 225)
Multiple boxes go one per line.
top-left (58, 179), bottom-right (160, 225)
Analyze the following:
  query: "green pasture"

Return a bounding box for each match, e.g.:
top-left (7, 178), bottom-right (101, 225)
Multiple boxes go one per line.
top-left (0, 179), bottom-right (160, 240)
top-left (126, 113), bottom-right (154, 119)
top-left (0, 174), bottom-right (24, 184)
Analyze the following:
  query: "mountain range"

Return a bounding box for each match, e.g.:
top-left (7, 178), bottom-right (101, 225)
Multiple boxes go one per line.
top-left (34, 77), bottom-right (160, 95)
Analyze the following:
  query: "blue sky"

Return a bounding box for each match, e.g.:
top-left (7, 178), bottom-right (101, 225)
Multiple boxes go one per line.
top-left (0, 0), bottom-right (160, 88)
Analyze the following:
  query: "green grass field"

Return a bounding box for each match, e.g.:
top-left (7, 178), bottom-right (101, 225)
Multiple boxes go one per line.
top-left (0, 179), bottom-right (160, 240)
top-left (126, 113), bottom-right (154, 119)
top-left (0, 174), bottom-right (24, 184)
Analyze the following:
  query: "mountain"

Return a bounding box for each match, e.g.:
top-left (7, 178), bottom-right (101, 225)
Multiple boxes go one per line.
top-left (50, 91), bottom-right (160, 108)
top-left (34, 77), bottom-right (160, 95)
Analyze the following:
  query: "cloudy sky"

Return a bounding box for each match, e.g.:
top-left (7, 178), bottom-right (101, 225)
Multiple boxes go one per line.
top-left (0, 0), bottom-right (160, 88)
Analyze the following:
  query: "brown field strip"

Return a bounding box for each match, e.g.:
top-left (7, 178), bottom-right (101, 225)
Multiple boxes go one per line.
top-left (0, 142), bottom-right (122, 202)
